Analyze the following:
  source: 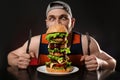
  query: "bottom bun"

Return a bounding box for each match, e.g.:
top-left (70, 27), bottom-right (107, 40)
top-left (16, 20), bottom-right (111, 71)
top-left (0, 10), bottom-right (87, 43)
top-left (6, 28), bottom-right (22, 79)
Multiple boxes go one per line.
top-left (46, 66), bottom-right (73, 73)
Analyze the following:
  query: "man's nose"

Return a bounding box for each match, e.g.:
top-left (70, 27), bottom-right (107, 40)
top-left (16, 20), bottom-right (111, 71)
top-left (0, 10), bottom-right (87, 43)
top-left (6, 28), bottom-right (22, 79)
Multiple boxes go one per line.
top-left (55, 19), bottom-right (61, 24)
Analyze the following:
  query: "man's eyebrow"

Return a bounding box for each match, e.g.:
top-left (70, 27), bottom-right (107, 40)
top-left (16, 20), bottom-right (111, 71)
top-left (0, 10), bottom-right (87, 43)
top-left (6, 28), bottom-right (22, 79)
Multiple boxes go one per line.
top-left (59, 14), bottom-right (69, 19)
top-left (47, 15), bottom-right (55, 17)
top-left (60, 14), bottom-right (68, 17)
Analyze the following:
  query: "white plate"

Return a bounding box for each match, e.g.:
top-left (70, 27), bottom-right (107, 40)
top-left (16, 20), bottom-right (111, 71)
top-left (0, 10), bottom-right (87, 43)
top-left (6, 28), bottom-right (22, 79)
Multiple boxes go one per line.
top-left (37, 65), bottom-right (79, 76)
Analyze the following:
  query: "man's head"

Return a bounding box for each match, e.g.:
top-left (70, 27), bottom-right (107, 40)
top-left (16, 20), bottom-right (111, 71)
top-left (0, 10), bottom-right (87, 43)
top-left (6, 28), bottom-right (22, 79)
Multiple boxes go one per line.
top-left (45, 1), bottom-right (75, 33)
top-left (46, 1), bottom-right (72, 17)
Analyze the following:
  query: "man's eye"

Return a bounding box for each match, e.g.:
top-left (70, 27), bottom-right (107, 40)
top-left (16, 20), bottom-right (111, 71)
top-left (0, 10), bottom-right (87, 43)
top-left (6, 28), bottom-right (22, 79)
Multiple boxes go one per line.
top-left (61, 17), bottom-right (68, 20)
top-left (48, 17), bottom-right (55, 21)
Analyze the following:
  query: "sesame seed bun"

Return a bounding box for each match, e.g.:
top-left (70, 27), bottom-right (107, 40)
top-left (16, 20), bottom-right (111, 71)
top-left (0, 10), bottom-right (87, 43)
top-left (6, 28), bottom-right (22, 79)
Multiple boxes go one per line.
top-left (46, 24), bottom-right (68, 34)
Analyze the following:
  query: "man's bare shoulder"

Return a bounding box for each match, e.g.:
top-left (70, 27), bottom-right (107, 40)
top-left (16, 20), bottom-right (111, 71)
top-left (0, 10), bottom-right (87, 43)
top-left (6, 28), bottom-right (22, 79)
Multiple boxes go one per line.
top-left (25, 35), bottom-right (42, 53)
top-left (31, 35), bottom-right (41, 39)
top-left (30, 35), bottom-right (41, 45)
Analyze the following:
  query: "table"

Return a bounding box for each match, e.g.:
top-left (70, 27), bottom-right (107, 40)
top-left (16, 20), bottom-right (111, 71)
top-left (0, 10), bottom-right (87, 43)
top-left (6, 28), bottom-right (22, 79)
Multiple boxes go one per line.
top-left (0, 65), bottom-right (119, 80)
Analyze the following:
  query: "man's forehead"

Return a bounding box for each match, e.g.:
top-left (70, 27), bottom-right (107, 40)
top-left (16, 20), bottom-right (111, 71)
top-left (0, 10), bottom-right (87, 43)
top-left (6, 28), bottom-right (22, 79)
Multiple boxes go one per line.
top-left (47, 9), bottom-right (69, 17)
top-left (47, 14), bottom-right (68, 17)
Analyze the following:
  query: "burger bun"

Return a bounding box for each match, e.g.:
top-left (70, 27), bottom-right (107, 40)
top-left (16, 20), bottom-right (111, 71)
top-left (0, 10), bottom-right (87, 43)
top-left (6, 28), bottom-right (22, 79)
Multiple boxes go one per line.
top-left (46, 24), bottom-right (68, 34)
top-left (46, 66), bottom-right (73, 73)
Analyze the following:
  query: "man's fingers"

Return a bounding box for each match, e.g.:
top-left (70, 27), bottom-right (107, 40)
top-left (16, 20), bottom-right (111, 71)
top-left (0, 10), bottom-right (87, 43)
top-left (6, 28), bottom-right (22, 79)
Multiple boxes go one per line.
top-left (85, 55), bottom-right (96, 61)
top-left (84, 55), bottom-right (100, 71)
top-left (29, 52), bottom-right (35, 58)
top-left (85, 59), bottom-right (97, 65)
top-left (17, 60), bottom-right (30, 69)
top-left (80, 55), bottom-right (88, 61)
top-left (80, 56), bottom-right (84, 61)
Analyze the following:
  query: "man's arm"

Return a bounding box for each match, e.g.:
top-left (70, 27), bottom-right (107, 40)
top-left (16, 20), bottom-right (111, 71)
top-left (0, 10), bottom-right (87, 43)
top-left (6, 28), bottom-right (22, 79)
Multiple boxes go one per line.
top-left (7, 35), bottom-right (40, 69)
top-left (81, 34), bottom-right (116, 71)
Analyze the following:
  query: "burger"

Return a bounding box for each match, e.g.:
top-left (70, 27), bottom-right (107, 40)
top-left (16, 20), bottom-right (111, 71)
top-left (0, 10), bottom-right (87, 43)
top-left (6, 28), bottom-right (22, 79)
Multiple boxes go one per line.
top-left (45, 24), bottom-right (73, 73)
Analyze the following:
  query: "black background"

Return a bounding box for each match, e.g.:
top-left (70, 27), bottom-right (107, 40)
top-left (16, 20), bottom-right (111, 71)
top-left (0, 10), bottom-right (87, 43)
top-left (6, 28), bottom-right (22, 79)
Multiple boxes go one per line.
top-left (0, 0), bottom-right (120, 71)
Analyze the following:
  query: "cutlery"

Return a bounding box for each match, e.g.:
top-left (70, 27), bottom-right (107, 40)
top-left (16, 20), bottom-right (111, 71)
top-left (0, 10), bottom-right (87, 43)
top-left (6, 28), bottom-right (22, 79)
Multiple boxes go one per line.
top-left (86, 32), bottom-right (91, 55)
top-left (26, 29), bottom-right (32, 53)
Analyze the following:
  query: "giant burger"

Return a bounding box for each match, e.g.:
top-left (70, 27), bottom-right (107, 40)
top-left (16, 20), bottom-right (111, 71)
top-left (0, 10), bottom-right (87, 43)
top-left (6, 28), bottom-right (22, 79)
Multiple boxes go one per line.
top-left (45, 24), bottom-right (73, 73)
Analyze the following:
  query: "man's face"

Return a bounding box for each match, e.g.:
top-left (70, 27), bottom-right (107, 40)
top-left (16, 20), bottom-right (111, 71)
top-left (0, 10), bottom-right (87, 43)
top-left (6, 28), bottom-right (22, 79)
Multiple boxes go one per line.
top-left (46, 9), bottom-right (75, 33)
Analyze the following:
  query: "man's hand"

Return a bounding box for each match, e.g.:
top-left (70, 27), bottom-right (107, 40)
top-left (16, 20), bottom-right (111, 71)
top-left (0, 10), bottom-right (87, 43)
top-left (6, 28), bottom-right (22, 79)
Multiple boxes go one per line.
top-left (17, 53), bottom-right (31, 69)
top-left (15, 52), bottom-right (35, 69)
top-left (80, 55), bottom-right (102, 71)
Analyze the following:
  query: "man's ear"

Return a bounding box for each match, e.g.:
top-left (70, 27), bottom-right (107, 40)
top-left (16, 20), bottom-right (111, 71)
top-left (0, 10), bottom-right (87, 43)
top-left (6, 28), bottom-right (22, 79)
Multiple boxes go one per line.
top-left (45, 19), bottom-right (49, 28)
top-left (71, 18), bottom-right (75, 28)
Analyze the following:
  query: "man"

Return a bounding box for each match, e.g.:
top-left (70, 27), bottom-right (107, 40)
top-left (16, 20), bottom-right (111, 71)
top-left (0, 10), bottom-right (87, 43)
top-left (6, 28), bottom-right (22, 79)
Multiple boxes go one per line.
top-left (7, 1), bottom-right (116, 71)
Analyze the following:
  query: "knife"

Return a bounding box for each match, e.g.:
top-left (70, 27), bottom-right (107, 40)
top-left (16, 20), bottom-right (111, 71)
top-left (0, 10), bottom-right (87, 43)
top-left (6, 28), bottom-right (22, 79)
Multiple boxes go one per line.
top-left (86, 32), bottom-right (91, 55)
top-left (26, 29), bottom-right (32, 53)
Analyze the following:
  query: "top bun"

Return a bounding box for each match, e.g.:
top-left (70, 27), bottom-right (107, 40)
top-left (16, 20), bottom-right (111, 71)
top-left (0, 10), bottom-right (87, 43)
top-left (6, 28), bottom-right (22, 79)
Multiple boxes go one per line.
top-left (46, 24), bottom-right (68, 34)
